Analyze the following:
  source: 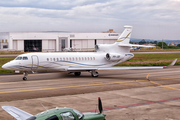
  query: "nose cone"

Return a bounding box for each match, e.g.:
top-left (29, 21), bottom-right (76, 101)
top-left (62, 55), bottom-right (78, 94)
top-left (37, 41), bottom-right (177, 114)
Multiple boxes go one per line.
top-left (2, 63), bottom-right (7, 69)
top-left (2, 63), bottom-right (11, 70)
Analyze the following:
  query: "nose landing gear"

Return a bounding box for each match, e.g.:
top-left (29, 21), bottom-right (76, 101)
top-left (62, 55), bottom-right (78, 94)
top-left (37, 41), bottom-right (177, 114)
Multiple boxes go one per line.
top-left (23, 71), bottom-right (28, 81)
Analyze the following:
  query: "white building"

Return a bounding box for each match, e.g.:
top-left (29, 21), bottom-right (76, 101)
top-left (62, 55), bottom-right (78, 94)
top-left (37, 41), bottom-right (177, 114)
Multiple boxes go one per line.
top-left (0, 31), bottom-right (120, 52)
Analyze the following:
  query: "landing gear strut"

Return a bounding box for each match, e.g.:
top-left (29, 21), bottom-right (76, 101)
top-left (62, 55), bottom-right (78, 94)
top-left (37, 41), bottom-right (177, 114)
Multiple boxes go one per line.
top-left (91, 71), bottom-right (99, 77)
top-left (23, 71), bottom-right (28, 80)
top-left (74, 72), bottom-right (81, 76)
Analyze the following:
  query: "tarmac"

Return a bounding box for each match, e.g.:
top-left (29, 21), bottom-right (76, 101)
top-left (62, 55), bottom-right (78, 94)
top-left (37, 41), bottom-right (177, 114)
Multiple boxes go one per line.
top-left (0, 67), bottom-right (180, 120)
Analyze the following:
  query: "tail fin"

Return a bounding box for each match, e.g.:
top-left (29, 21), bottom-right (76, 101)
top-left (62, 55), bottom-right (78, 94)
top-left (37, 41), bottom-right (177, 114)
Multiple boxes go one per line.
top-left (116, 26), bottom-right (133, 44)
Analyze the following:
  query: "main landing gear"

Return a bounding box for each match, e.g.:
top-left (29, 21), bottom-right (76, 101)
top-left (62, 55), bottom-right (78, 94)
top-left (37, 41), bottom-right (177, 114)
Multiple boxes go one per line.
top-left (73, 71), bottom-right (99, 77)
top-left (23, 71), bottom-right (28, 81)
top-left (74, 72), bottom-right (81, 76)
top-left (91, 71), bottom-right (99, 77)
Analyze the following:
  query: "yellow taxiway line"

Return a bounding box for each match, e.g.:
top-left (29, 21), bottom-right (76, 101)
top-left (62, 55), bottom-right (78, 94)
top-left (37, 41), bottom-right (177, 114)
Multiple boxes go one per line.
top-left (1, 73), bottom-right (180, 94)
top-left (147, 71), bottom-right (180, 91)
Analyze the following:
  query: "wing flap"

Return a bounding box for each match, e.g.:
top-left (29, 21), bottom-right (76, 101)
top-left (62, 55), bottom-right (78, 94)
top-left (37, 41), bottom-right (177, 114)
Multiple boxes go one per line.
top-left (2, 106), bottom-right (33, 120)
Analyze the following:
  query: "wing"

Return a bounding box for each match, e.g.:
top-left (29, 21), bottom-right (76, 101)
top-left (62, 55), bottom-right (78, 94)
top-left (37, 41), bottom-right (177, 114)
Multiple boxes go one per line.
top-left (2, 106), bottom-right (33, 120)
top-left (67, 66), bottom-right (164, 71)
top-left (118, 44), bottom-right (154, 47)
top-left (67, 59), bottom-right (177, 71)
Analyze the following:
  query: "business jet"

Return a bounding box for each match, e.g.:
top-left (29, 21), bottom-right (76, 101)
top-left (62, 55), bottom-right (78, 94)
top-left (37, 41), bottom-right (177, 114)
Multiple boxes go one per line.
top-left (2, 26), bottom-right (177, 80)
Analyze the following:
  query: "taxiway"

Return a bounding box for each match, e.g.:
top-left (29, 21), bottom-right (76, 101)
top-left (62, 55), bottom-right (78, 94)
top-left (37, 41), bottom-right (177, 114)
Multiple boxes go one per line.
top-left (0, 67), bottom-right (180, 120)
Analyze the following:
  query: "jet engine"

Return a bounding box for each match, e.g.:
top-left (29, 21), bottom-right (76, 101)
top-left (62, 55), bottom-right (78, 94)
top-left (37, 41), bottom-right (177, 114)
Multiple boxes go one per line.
top-left (105, 53), bottom-right (124, 61)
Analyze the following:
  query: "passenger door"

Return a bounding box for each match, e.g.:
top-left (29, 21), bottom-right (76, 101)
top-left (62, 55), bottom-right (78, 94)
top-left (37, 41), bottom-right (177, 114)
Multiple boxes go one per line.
top-left (31, 55), bottom-right (39, 71)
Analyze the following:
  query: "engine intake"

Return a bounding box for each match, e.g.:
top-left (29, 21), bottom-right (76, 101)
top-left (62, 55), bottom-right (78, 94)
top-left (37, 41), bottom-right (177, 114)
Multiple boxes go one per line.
top-left (105, 53), bottom-right (124, 61)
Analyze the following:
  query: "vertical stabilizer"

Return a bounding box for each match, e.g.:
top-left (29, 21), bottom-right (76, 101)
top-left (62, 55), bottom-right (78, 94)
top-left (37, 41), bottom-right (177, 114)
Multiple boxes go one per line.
top-left (116, 26), bottom-right (133, 44)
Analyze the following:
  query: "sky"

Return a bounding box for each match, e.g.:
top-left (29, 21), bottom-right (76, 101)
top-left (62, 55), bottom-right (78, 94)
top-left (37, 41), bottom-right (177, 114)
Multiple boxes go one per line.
top-left (0, 0), bottom-right (180, 40)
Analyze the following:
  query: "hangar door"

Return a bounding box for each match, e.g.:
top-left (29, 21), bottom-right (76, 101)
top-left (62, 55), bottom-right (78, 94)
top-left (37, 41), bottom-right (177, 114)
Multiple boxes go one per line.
top-left (24, 40), bottom-right (42, 52)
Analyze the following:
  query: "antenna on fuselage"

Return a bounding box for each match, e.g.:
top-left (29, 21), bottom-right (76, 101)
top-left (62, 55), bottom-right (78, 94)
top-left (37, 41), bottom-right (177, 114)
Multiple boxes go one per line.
top-left (40, 103), bottom-right (48, 111)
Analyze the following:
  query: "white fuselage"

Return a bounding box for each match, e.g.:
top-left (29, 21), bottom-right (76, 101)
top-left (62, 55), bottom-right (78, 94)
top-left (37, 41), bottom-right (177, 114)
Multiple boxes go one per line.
top-left (2, 52), bottom-right (134, 72)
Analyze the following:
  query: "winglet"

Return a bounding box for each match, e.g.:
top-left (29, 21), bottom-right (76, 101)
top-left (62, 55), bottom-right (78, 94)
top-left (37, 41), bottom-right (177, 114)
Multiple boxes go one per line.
top-left (164, 59), bottom-right (177, 68)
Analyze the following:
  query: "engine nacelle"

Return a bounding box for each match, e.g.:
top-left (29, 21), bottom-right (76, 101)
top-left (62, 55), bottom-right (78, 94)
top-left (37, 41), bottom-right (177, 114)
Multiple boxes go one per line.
top-left (105, 53), bottom-right (124, 61)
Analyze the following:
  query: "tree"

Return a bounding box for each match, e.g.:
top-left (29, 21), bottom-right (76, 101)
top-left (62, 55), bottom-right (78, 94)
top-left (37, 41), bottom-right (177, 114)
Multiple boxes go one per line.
top-left (157, 42), bottom-right (168, 49)
top-left (139, 39), bottom-right (146, 45)
top-left (177, 44), bottom-right (180, 47)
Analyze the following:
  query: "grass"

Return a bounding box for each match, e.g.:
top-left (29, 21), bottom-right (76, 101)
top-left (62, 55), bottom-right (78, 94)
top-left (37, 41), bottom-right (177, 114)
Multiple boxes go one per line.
top-left (0, 57), bottom-right (15, 73)
top-left (0, 51), bottom-right (24, 55)
top-left (127, 53), bottom-right (180, 62)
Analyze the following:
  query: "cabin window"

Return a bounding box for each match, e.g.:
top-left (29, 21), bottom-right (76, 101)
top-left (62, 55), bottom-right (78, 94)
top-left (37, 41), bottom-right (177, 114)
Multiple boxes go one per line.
top-left (85, 57), bottom-right (86, 60)
top-left (76, 57), bottom-right (78, 61)
top-left (60, 58), bottom-right (62, 61)
top-left (53, 58), bottom-right (55, 61)
top-left (72, 57), bottom-right (74, 61)
top-left (93, 57), bottom-right (95, 60)
top-left (82, 57), bottom-right (84, 60)
top-left (90, 57), bottom-right (92, 60)
top-left (66, 58), bottom-right (68, 61)
top-left (79, 57), bottom-right (81, 60)
top-left (87, 57), bottom-right (89, 60)
top-left (63, 58), bottom-right (65, 61)
top-left (23, 57), bottom-right (28, 60)
top-left (50, 58), bottom-right (52, 61)
top-left (69, 58), bottom-right (71, 61)
top-left (47, 58), bottom-right (49, 61)
top-left (57, 58), bottom-right (59, 61)
top-left (60, 112), bottom-right (75, 120)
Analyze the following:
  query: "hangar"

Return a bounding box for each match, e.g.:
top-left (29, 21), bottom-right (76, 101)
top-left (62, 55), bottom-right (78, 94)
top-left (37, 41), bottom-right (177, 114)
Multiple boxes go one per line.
top-left (0, 30), bottom-right (120, 52)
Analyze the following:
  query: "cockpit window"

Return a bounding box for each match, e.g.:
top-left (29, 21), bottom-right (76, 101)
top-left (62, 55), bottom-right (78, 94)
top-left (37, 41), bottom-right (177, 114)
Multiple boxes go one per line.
top-left (26, 116), bottom-right (36, 120)
top-left (23, 57), bottom-right (28, 60)
top-left (73, 109), bottom-right (84, 119)
top-left (60, 112), bottom-right (75, 120)
top-left (15, 57), bottom-right (22, 60)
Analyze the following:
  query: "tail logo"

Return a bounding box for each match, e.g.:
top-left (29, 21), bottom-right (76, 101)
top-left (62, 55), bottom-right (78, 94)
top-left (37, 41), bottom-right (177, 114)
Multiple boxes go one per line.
top-left (116, 32), bottom-right (131, 42)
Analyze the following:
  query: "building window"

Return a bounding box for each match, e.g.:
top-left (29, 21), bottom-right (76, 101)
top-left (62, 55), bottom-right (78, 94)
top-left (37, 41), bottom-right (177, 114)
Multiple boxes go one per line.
top-left (3, 45), bottom-right (8, 49)
top-left (70, 39), bottom-right (72, 48)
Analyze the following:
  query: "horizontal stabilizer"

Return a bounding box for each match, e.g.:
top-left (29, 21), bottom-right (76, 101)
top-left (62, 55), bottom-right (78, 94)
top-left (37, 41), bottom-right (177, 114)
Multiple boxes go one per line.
top-left (118, 44), bottom-right (155, 48)
top-left (2, 106), bottom-right (33, 120)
